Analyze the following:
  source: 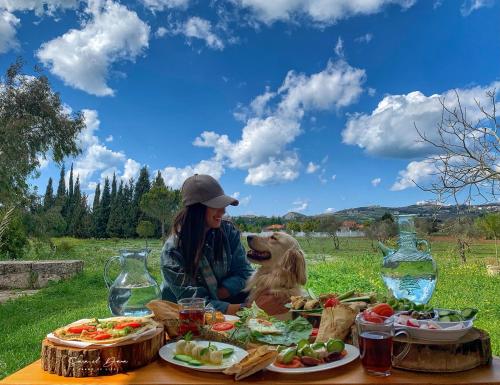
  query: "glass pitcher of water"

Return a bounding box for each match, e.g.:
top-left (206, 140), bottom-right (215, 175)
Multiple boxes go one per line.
top-left (104, 249), bottom-right (161, 316)
top-left (379, 215), bottom-right (437, 304)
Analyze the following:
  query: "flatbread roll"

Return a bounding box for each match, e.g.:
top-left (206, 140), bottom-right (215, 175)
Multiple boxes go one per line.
top-left (315, 303), bottom-right (357, 343)
top-left (223, 345), bottom-right (278, 381)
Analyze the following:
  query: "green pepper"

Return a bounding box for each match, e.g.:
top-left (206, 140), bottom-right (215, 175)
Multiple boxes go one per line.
top-left (327, 339), bottom-right (345, 353)
top-left (279, 348), bottom-right (297, 364)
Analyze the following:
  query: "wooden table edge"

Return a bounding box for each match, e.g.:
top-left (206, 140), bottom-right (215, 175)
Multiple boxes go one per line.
top-left (1, 357), bottom-right (500, 385)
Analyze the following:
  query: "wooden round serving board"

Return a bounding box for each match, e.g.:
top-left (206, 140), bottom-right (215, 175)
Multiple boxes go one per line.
top-left (40, 327), bottom-right (164, 377)
top-left (393, 327), bottom-right (492, 372)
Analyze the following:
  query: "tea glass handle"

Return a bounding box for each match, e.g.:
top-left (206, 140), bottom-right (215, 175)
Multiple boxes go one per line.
top-left (392, 329), bottom-right (411, 366)
top-left (417, 239), bottom-right (431, 253)
top-left (104, 256), bottom-right (120, 289)
top-left (205, 303), bottom-right (217, 325)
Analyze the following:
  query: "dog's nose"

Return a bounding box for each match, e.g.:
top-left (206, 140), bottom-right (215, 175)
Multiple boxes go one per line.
top-left (247, 235), bottom-right (254, 243)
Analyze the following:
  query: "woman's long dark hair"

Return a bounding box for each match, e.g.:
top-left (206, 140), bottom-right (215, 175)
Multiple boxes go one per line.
top-left (171, 203), bottom-right (224, 279)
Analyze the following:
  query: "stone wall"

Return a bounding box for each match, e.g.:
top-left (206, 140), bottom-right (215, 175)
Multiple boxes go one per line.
top-left (0, 260), bottom-right (84, 289)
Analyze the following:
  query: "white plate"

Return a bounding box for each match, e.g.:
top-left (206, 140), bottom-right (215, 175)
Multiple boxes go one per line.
top-left (159, 340), bottom-right (247, 373)
top-left (395, 320), bottom-right (473, 341)
top-left (224, 315), bottom-right (240, 322)
top-left (266, 344), bottom-right (359, 374)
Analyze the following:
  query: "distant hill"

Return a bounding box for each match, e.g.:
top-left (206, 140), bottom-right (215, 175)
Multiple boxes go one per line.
top-left (308, 203), bottom-right (500, 222)
top-left (283, 211), bottom-right (307, 220)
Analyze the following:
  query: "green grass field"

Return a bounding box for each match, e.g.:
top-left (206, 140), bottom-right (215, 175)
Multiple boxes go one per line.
top-left (0, 236), bottom-right (499, 379)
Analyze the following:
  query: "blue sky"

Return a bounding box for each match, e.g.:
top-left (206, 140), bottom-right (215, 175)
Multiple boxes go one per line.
top-left (1, 0), bottom-right (499, 216)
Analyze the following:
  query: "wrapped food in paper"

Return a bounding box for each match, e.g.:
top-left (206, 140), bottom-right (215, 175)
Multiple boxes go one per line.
top-left (315, 303), bottom-right (357, 342)
top-left (146, 300), bottom-right (180, 338)
top-left (223, 345), bottom-right (278, 381)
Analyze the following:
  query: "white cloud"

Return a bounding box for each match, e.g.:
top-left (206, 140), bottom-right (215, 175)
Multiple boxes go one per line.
top-left (37, 0), bottom-right (150, 96)
top-left (342, 82), bottom-right (500, 158)
top-left (239, 195), bottom-right (252, 205)
top-left (122, 158), bottom-right (141, 181)
top-left (233, 0), bottom-right (416, 25)
top-left (245, 155), bottom-right (300, 185)
top-left (194, 59), bottom-right (365, 185)
top-left (232, 191), bottom-right (240, 199)
top-left (0, 0), bottom-right (78, 15)
top-left (170, 17), bottom-right (224, 50)
top-left (0, 11), bottom-right (19, 53)
top-left (155, 26), bottom-right (167, 38)
top-left (355, 33), bottom-right (373, 43)
top-left (321, 155), bottom-right (329, 164)
top-left (306, 161), bottom-right (320, 174)
top-left (325, 207), bottom-right (335, 213)
top-left (460, 0), bottom-right (494, 16)
top-left (160, 159), bottom-right (224, 189)
top-left (367, 87), bottom-right (376, 96)
top-left (105, 134), bottom-right (114, 142)
top-left (391, 158), bottom-right (437, 191)
top-left (331, 174), bottom-right (337, 181)
top-left (371, 177), bottom-right (382, 187)
top-left (334, 36), bottom-right (344, 57)
top-left (71, 109), bottom-right (129, 188)
top-left (291, 199), bottom-right (308, 212)
top-left (140, 0), bottom-right (189, 11)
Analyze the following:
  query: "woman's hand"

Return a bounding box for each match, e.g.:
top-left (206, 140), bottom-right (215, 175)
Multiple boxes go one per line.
top-left (226, 304), bottom-right (241, 315)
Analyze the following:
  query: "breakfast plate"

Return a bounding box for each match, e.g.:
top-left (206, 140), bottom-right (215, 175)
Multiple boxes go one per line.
top-left (159, 340), bottom-right (247, 373)
top-left (266, 344), bottom-right (359, 374)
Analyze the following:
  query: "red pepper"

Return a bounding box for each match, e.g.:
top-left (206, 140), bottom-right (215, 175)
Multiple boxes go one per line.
top-left (93, 333), bottom-right (112, 340)
top-left (324, 297), bottom-right (340, 308)
top-left (114, 322), bottom-right (142, 329)
top-left (68, 325), bottom-right (96, 334)
top-left (310, 328), bottom-right (319, 338)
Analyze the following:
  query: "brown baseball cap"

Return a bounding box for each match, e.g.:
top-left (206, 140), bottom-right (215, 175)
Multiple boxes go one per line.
top-left (181, 174), bottom-right (239, 208)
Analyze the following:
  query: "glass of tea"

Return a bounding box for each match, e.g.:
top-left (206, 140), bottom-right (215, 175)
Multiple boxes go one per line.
top-left (355, 313), bottom-right (410, 376)
top-left (178, 297), bottom-right (206, 336)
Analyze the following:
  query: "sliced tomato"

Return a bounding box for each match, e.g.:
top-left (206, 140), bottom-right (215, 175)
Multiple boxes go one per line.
top-left (274, 358), bottom-right (303, 368)
top-left (67, 325), bottom-right (96, 334)
top-left (324, 297), bottom-right (340, 308)
top-left (363, 310), bottom-right (384, 324)
top-left (406, 319), bottom-right (420, 328)
top-left (93, 332), bottom-right (112, 340)
top-left (211, 322), bottom-right (235, 332)
top-left (310, 328), bottom-right (319, 338)
top-left (114, 322), bottom-right (142, 329)
top-left (371, 303), bottom-right (395, 317)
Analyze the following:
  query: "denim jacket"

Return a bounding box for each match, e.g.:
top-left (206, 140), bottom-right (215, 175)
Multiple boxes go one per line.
top-left (160, 220), bottom-right (253, 312)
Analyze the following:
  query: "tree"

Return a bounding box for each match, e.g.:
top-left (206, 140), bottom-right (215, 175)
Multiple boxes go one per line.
top-left (122, 179), bottom-right (136, 238)
top-left (0, 60), bottom-right (84, 207)
top-left (55, 165), bottom-right (66, 206)
top-left (286, 221), bottom-right (302, 234)
top-left (132, 166), bottom-right (151, 235)
top-left (476, 213), bottom-right (500, 261)
top-left (96, 177), bottom-right (111, 238)
top-left (301, 219), bottom-right (318, 246)
top-left (136, 220), bottom-right (155, 248)
top-left (43, 177), bottom-right (54, 210)
top-left (140, 185), bottom-right (181, 239)
top-left (417, 89), bottom-right (500, 205)
top-left (317, 216), bottom-right (342, 250)
top-left (365, 216), bottom-right (398, 249)
top-left (107, 180), bottom-right (124, 237)
top-left (444, 216), bottom-right (479, 263)
top-left (91, 182), bottom-right (101, 238)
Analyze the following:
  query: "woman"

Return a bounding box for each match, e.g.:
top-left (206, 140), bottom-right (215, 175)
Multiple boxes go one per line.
top-left (160, 174), bottom-right (253, 315)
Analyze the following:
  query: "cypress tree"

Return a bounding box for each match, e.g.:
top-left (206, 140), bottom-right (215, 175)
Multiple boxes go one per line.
top-left (132, 167), bottom-right (151, 236)
top-left (56, 165), bottom-right (66, 204)
top-left (43, 177), bottom-right (54, 210)
top-left (107, 180), bottom-right (124, 237)
top-left (91, 183), bottom-right (101, 238)
top-left (67, 176), bottom-right (81, 236)
top-left (97, 177), bottom-right (111, 237)
top-left (153, 170), bottom-right (166, 188)
top-left (123, 179), bottom-right (136, 238)
top-left (68, 163), bottom-right (74, 199)
top-left (110, 172), bottom-right (117, 204)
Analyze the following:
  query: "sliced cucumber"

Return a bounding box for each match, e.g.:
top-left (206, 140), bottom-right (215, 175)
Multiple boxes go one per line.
top-left (461, 308), bottom-right (478, 320)
top-left (327, 339), bottom-right (345, 354)
top-left (448, 314), bottom-right (464, 322)
top-left (437, 309), bottom-right (452, 316)
top-left (439, 315), bottom-right (451, 322)
top-left (220, 348), bottom-right (234, 358)
top-left (174, 354), bottom-right (193, 363)
top-left (188, 359), bottom-right (203, 366)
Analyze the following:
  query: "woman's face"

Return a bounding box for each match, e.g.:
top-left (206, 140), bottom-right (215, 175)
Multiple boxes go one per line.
top-left (205, 206), bottom-right (226, 229)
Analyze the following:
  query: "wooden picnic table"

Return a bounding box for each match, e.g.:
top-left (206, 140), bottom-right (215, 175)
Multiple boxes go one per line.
top-left (2, 357), bottom-right (500, 385)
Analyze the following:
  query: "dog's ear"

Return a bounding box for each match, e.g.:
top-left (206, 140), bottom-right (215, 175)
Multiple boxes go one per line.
top-left (279, 248), bottom-right (307, 286)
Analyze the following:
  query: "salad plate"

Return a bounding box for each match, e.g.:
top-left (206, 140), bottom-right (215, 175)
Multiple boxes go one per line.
top-left (266, 344), bottom-right (359, 374)
top-left (159, 340), bottom-right (247, 372)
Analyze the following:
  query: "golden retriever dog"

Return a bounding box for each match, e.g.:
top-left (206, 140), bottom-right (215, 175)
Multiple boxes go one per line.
top-left (245, 232), bottom-right (307, 317)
